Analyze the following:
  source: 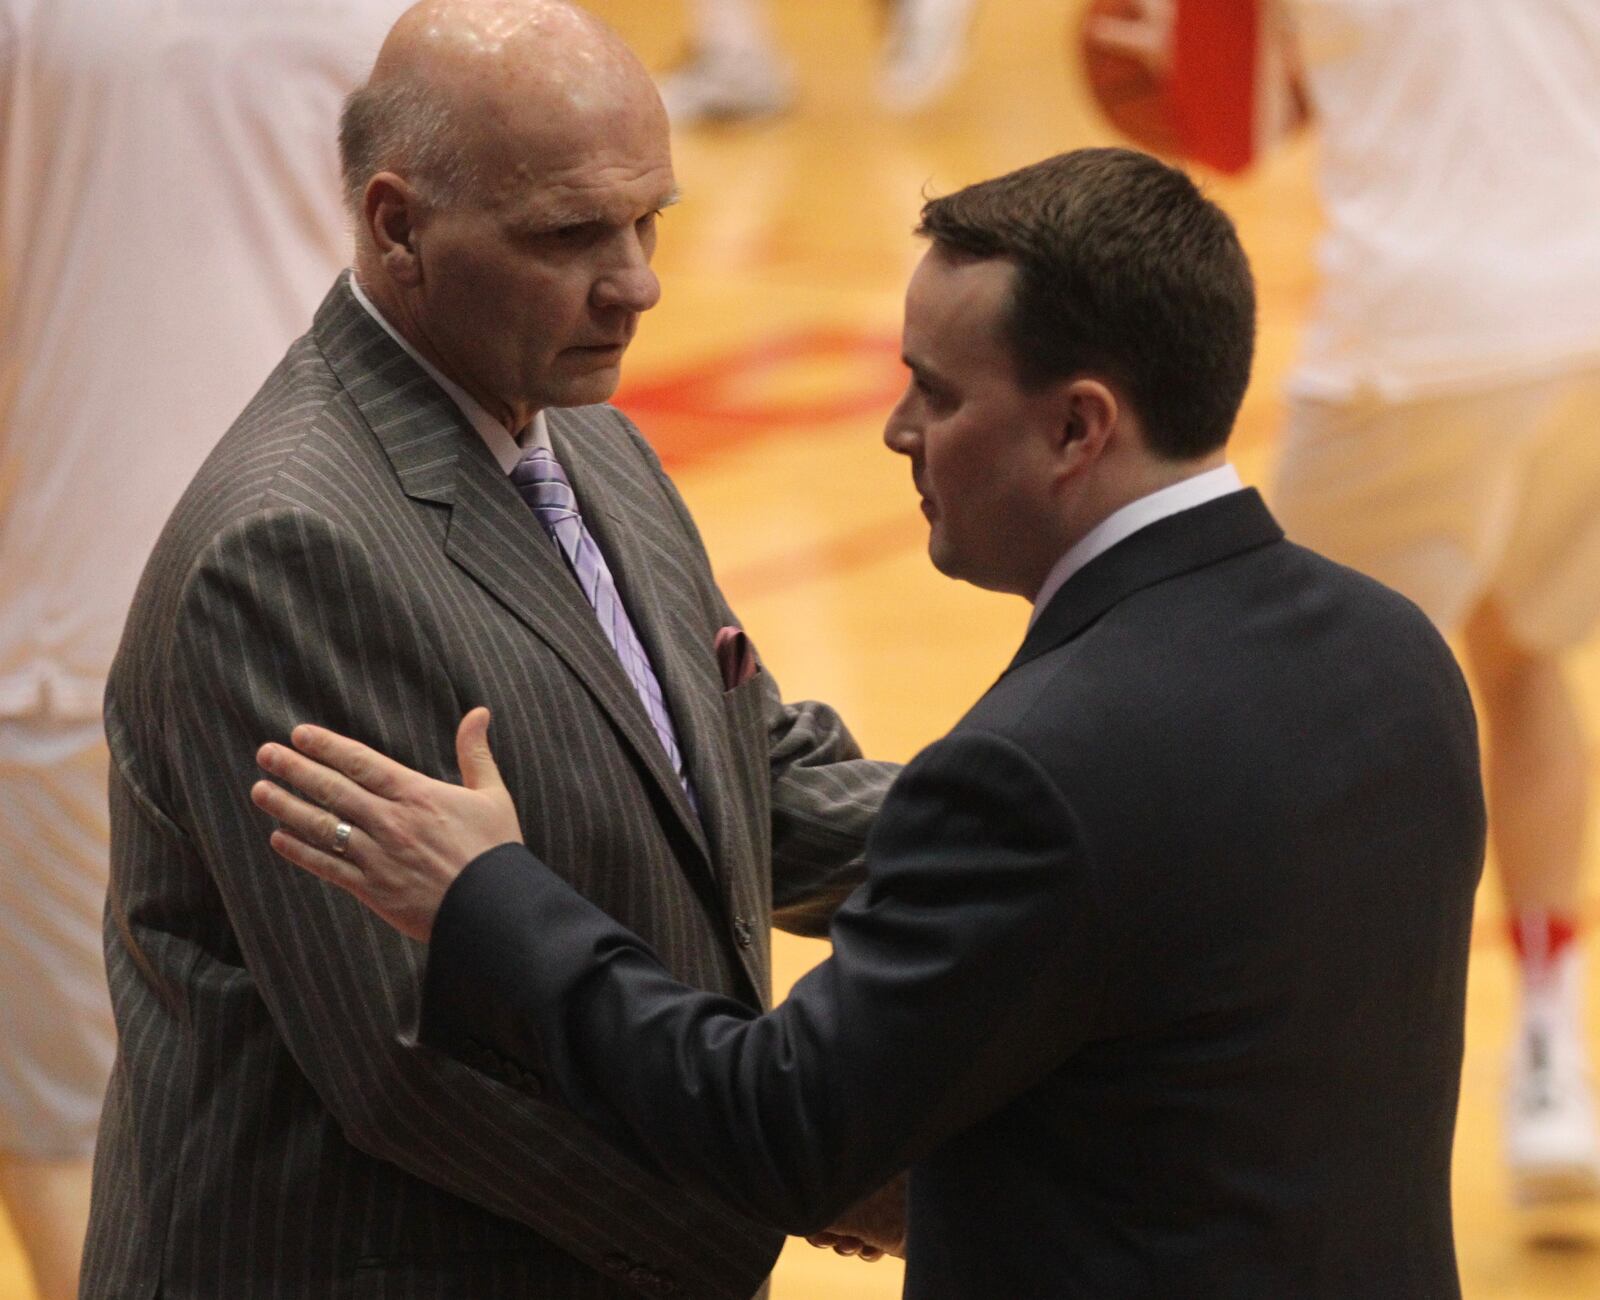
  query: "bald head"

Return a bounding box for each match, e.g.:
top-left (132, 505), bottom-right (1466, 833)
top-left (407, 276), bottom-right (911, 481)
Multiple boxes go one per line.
top-left (339, 0), bottom-right (675, 431)
top-left (339, 0), bottom-right (661, 215)
top-left (375, 0), bottom-right (639, 81)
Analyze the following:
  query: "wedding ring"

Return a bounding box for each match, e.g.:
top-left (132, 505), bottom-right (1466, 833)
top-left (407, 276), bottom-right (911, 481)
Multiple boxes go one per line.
top-left (331, 821), bottom-right (353, 856)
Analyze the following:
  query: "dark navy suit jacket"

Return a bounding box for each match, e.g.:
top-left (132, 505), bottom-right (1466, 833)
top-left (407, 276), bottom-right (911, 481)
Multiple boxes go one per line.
top-left (420, 489), bottom-right (1485, 1299)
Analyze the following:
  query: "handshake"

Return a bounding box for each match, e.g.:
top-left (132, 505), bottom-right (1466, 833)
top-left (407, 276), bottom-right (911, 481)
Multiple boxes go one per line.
top-left (806, 1172), bottom-right (908, 1263)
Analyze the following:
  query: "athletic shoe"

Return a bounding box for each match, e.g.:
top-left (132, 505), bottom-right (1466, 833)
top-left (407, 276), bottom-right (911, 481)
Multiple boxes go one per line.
top-left (1507, 952), bottom-right (1600, 1205)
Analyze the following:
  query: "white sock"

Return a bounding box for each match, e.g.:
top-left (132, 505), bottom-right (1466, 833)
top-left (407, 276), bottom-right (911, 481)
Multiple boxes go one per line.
top-left (1521, 945), bottom-right (1588, 1059)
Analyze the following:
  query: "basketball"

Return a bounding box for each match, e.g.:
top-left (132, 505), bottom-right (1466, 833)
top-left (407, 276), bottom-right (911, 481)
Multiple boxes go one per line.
top-left (1077, 0), bottom-right (1183, 159)
top-left (1076, 0), bottom-right (1309, 175)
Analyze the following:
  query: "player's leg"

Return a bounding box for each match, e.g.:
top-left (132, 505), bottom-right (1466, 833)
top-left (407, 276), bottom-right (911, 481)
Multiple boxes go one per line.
top-left (1474, 368), bottom-right (1600, 1202)
top-left (659, 0), bottom-right (793, 125)
top-left (1463, 599), bottom-right (1598, 1202)
top-left (0, 721), bottom-right (116, 1300)
top-left (1464, 603), bottom-right (1588, 918)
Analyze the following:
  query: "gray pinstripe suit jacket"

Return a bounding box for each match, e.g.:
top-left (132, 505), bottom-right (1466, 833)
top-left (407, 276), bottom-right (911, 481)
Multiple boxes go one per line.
top-left (86, 279), bottom-right (893, 1300)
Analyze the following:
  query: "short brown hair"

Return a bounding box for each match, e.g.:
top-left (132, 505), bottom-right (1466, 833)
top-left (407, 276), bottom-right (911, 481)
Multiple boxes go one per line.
top-left (917, 148), bottom-right (1255, 460)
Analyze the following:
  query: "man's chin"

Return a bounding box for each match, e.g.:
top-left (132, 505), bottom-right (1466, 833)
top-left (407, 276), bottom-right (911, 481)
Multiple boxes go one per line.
top-left (547, 368), bottom-right (624, 411)
top-left (927, 537), bottom-right (960, 581)
top-left (928, 542), bottom-right (1013, 595)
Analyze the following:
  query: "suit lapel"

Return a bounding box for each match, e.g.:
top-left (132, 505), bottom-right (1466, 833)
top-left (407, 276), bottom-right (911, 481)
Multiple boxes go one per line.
top-left (1008, 489), bottom-right (1285, 675)
top-left (313, 280), bottom-right (711, 865)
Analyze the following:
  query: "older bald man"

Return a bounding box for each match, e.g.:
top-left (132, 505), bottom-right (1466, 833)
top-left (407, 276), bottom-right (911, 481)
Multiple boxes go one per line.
top-left (84, 4), bottom-right (894, 1297)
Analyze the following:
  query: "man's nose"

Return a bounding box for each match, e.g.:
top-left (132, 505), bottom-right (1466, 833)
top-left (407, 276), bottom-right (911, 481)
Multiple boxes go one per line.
top-left (883, 396), bottom-right (918, 455)
top-left (593, 237), bottom-right (662, 314)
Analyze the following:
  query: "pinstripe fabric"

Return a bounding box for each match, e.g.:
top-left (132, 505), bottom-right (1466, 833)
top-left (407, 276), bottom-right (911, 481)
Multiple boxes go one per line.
top-left (84, 278), bottom-right (895, 1300)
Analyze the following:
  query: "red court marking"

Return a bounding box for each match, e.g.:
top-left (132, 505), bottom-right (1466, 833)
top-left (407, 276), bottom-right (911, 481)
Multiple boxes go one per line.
top-left (616, 327), bottom-right (905, 470)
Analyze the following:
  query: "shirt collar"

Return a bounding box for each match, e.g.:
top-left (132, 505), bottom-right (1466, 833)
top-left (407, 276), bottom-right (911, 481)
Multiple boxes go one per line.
top-left (1029, 464), bottom-right (1245, 627)
top-left (348, 271), bottom-right (548, 473)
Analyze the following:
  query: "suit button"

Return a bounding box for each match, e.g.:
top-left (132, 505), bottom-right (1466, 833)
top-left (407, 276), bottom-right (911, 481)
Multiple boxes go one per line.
top-left (733, 917), bottom-right (753, 948)
top-left (601, 1253), bottom-right (630, 1275)
top-left (627, 1265), bottom-right (658, 1289)
top-left (519, 1069), bottom-right (543, 1095)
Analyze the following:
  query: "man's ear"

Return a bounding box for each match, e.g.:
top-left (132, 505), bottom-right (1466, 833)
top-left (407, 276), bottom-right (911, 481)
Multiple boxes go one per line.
top-left (1056, 377), bottom-right (1120, 473)
top-left (364, 172), bottom-right (425, 288)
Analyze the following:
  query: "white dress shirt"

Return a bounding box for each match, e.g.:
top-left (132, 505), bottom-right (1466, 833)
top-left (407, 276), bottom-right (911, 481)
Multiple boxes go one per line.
top-left (1030, 465), bottom-right (1245, 627)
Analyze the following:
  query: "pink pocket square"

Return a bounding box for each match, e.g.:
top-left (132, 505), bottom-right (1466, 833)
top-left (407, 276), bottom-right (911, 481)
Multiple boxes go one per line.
top-left (714, 625), bottom-right (759, 691)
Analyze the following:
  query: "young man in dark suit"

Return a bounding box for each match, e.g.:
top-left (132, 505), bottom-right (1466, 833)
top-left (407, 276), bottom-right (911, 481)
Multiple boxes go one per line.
top-left (258, 147), bottom-right (1487, 1298)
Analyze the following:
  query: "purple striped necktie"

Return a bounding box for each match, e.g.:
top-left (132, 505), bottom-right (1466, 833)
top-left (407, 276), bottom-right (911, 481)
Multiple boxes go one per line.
top-left (511, 447), bottom-right (698, 813)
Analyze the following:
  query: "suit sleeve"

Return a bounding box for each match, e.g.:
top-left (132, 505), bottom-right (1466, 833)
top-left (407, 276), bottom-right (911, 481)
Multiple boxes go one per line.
top-left (420, 728), bottom-right (1108, 1231)
top-left (738, 609), bottom-right (897, 935)
top-left (167, 506), bottom-right (782, 1298)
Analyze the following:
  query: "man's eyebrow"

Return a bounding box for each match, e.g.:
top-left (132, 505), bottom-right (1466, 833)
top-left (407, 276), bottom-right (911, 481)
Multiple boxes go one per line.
top-left (519, 188), bottom-right (684, 233)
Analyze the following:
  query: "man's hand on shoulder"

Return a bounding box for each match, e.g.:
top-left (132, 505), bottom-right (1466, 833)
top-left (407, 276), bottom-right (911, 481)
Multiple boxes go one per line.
top-left (251, 708), bottom-right (522, 941)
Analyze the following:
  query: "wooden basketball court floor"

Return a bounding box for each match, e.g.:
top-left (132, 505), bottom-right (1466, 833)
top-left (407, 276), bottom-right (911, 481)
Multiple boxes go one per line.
top-left (3, 1), bottom-right (1598, 1295)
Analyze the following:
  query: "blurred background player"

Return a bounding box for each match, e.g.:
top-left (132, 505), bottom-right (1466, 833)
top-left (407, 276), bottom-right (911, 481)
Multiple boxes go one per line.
top-left (1089, 0), bottom-right (1600, 1209)
top-left (0, 2), bottom-right (401, 1296)
top-left (1266, 0), bottom-right (1600, 1205)
top-left (659, 0), bottom-right (977, 123)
